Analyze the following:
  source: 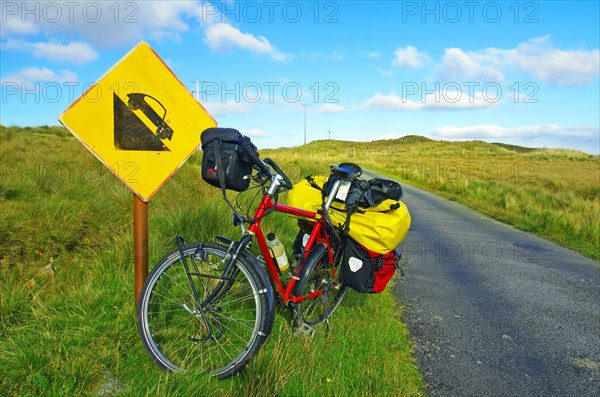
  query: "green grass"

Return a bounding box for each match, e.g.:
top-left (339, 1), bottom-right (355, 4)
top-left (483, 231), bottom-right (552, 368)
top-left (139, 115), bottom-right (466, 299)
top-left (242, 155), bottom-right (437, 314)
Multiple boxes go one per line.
top-left (265, 138), bottom-right (600, 260)
top-left (6, 124), bottom-right (595, 395)
top-left (0, 126), bottom-right (424, 396)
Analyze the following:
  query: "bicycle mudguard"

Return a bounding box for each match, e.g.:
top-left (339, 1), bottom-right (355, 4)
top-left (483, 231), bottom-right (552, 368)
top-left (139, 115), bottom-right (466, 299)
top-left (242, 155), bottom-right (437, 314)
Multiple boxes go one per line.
top-left (239, 249), bottom-right (275, 339)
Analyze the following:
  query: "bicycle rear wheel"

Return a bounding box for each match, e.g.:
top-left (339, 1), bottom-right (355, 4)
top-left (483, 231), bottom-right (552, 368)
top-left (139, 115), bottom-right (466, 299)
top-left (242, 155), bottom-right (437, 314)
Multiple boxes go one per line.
top-left (138, 242), bottom-right (272, 378)
top-left (293, 243), bottom-right (348, 327)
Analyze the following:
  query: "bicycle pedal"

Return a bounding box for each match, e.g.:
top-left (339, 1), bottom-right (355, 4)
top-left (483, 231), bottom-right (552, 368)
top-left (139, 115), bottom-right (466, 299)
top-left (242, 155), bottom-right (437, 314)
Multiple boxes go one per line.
top-left (296, 323), bottom-right (315, 337)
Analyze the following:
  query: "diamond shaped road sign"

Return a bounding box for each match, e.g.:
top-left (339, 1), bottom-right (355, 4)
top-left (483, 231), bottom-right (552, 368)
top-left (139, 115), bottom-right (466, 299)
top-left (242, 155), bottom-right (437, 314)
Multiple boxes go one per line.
top-left (59, 41), bottom-right (217, 201)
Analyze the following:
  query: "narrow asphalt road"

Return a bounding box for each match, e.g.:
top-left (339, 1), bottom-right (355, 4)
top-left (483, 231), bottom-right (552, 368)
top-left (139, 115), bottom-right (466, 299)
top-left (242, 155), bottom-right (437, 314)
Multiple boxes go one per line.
top-left (365, 172), bottom-right (599, 396)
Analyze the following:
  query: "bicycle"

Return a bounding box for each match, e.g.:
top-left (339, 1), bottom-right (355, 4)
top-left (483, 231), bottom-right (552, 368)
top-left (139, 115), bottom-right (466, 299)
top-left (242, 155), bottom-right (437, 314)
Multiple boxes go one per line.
top-left (137, 148), bottom-right (363, 378)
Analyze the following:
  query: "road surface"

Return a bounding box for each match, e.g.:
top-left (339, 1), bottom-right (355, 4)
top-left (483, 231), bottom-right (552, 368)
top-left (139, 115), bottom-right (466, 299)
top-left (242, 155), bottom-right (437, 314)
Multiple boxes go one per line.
top-left (365, 173), bottom-right (599, 396)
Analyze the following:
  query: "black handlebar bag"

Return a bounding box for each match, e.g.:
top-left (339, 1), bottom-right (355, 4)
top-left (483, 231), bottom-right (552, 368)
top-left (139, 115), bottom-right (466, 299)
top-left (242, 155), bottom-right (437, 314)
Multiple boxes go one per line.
top-left (201, 128), bottom-right (255, 192)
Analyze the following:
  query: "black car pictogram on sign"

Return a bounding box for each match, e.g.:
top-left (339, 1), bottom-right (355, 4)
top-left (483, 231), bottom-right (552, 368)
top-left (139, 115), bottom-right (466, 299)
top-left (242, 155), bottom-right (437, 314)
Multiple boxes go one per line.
top-left (113, 93), bottom-right (174, 151)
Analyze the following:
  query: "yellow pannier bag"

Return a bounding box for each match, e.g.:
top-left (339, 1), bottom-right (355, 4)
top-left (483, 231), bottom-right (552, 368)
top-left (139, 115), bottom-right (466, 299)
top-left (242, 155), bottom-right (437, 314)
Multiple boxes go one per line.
top-left (286, 176), bottom-right (411, 254)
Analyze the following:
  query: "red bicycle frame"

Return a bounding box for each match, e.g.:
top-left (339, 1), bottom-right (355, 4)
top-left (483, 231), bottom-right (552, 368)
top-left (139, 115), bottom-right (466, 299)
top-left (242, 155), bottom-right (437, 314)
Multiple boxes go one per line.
top-left (246, 195), bottom-right (336, 305)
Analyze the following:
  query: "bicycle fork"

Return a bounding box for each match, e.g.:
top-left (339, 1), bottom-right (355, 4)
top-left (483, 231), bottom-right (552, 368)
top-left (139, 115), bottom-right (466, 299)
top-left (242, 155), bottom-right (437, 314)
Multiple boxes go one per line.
top-left (176, 235), bottom-right (243, 342)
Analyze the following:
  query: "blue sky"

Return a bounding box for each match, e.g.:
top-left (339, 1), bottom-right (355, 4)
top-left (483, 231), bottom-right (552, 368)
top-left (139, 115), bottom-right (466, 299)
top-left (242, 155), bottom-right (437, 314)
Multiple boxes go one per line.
top-left (1, 1), bottom-right (599, 153)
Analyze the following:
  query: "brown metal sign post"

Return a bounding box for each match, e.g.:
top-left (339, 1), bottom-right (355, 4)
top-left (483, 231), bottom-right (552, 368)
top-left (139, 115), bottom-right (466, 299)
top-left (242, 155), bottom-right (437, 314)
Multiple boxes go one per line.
top-left (133, 195), bottom-right (149, 304)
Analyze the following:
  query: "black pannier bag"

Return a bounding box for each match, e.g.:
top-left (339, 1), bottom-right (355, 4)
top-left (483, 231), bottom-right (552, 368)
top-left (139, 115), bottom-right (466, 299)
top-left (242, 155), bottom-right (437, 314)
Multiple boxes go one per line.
top-left (341, 238), bottom-right (398, 293)
top-left (201, 128), bottom-right (256, 192)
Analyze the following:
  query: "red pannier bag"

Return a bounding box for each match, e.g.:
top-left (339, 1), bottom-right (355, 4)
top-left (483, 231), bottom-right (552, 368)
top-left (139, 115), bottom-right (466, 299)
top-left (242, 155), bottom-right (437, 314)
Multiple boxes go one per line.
top-left (341, 238), bottom-right (399, 293)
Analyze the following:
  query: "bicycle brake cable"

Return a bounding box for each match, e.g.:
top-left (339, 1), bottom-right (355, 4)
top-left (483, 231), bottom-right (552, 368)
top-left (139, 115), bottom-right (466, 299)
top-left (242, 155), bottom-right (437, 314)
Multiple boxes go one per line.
top-left (245, 189), bottom-right (278, 224)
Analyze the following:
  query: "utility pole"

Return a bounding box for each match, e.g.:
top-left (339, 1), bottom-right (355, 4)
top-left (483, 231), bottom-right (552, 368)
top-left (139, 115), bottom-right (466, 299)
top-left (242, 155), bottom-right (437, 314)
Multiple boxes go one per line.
top-left (191, 80), bottom-right (201, 101)
top-left (327, 130), bottom-right (332, 140)
top-left (302, 104), bottom-right (308, 145)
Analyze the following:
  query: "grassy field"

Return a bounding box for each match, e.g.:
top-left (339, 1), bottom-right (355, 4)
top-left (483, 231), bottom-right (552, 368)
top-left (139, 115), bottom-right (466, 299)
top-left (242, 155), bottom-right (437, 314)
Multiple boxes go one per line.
top-left (2, 125), bottom-right (597, 396)
top-left (264, 137), bottom-right (600, 261)
top-left (0, 126), bottom-right (425, 396)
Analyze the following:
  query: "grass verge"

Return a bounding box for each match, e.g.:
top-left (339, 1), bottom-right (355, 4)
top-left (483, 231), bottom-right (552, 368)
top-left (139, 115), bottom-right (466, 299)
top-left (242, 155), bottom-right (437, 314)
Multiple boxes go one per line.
top-left (0, 126), bottom-right (425, 396)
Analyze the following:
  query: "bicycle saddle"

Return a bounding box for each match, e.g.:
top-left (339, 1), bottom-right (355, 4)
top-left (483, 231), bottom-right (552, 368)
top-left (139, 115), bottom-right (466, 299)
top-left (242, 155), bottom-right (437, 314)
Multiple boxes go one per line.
top-left (331, 163), bottom-right (362, 181)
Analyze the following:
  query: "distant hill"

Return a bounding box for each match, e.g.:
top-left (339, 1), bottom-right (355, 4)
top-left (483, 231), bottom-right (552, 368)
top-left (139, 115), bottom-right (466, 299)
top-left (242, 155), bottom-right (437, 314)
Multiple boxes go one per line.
top-left (268, 134), bottom-right (536, 156)
top-left (268, 134), bottom-right (596, 159)
top-left (304, 135), bottom-right (433, 149)
top-left (491, 142), bottom-right (537, 153)
top-left (385, 135), bottom-right (433, 145)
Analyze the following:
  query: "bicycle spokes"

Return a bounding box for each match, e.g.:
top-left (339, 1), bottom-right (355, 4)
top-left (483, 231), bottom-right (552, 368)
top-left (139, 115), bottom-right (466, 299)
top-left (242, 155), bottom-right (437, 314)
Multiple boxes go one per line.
top-left (180, 258), bottom-right (240, 343)
top-left (185, 305), bottom-right (224, 342)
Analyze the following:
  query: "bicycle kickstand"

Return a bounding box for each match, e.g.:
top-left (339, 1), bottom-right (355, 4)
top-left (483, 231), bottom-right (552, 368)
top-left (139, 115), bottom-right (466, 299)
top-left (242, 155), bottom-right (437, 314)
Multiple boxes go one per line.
top-left (321, 293), bottom-right (330, 333)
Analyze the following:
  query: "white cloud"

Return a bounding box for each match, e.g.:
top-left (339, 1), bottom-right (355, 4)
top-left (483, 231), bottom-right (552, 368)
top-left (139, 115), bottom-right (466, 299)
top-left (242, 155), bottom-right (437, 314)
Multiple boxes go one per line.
top-left (0, 15), bottom-right (38, 37)
top-left (204, 23), bottom-right (289, 61)
top-left (1, 67), bottom-right (77, 82)
top-left (242, 128), bottom-right (268, 137)
top-left (4, 39), bottom-right (98, 65)
top-left (370, 67), bottom-right (394, 77)
top-left (1, 1), bottom-right (202, 47)
top-left (436, 36), bottom-right (599, 86)
top-left (1, 2), bottom-right (291, 63)
top-left (490, 35), bottom-right (599, 86)
top-left (141, 1), bottom-right (194, 31)
top-left (431, 124), bottom-right (598, 139)
top-left (316, 103), bottom-right (347, 113)
top-left (363, 91), bottom-right (497, 111)
top-left (436, 47), bottom-right (504, 82)
top-left (366, 51), bottom-right (381, 59)
top-left (1, 67), bottom-right (78, 90)
top-left (202, 100), bottom-right (254, 115)
top-left (392, 45), bottom-right (431, 69)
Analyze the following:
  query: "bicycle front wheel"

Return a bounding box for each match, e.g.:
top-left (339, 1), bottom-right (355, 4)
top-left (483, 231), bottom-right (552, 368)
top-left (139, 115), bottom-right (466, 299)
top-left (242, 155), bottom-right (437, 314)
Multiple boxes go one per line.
top-left (138, 242), bottom-right (272, 378)
top-left (293, 243), bottom-right (348, 327)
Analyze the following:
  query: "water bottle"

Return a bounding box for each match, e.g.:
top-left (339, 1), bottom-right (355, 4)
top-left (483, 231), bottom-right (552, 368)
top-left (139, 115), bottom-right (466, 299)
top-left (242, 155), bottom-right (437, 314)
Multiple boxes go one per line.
top-left (266, 233), bottom-right (290, 275)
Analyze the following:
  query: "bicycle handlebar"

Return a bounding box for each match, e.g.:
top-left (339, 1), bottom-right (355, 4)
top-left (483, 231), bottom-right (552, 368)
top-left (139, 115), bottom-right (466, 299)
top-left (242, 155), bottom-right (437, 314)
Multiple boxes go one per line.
top-left (264, 158), bottom-right (293, 190)
top-left (242, 145), bottom-right (293, 191)
top-left (243, 146), bottom-right (271, 176)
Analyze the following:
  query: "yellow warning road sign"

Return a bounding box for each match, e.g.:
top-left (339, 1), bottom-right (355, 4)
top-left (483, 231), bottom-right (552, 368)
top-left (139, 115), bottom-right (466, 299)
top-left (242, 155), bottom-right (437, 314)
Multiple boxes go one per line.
top-left (59, 41), bottom-right (217, 201)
